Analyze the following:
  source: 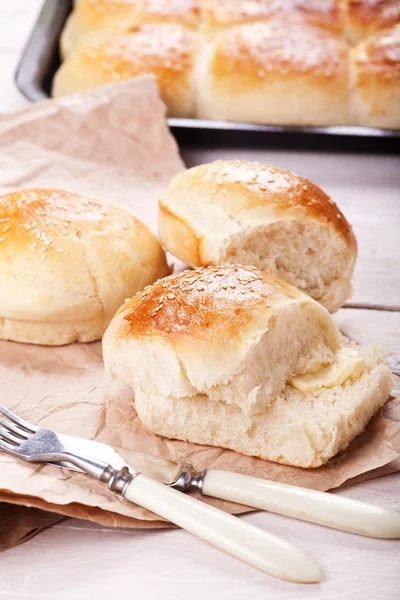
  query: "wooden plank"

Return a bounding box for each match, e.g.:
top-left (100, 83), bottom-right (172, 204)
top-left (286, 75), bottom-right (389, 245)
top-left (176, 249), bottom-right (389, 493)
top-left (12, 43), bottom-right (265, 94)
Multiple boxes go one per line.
top-left (182, 149), bottom-right (400, 310)
top-left (1, 475), bottom-right (399, 600)
top-left (335, 308), bottom-right (400, 385)
top-left (335, 308), bottom-right (400, 356)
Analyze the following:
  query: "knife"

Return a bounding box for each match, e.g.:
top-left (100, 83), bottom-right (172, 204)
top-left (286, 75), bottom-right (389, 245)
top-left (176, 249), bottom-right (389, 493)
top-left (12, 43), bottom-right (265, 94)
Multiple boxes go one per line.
top-left (56, 433), bottom-right (400, 539)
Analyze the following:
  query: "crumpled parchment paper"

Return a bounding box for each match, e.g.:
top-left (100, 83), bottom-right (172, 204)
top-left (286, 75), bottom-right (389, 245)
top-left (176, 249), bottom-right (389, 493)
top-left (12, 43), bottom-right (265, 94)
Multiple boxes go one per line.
top-left (0, 76), bottom-right (399, 550)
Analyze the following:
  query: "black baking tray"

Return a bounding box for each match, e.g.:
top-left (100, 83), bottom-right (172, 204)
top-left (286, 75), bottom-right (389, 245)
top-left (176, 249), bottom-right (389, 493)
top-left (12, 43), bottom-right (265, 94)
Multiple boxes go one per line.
top-left (15, 0), bottom-right (400, 153)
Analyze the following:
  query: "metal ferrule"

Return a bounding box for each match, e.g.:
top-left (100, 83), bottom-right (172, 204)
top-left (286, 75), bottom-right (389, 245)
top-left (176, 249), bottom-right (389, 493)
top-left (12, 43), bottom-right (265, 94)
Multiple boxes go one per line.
top-left (100, 465), bottom-right (136, 495)
top-left (169, 464), bottom-right (206, 493)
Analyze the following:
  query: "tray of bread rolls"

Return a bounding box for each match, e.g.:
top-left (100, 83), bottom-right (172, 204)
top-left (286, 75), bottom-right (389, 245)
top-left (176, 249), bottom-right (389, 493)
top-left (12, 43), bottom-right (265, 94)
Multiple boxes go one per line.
top-left (15, 0), bottom-right (400, 151)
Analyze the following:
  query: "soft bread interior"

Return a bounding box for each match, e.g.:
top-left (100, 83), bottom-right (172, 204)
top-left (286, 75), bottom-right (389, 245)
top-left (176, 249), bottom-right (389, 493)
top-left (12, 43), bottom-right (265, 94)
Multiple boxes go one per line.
top-left (134, 344), bottom-right (393, 468)
top-left (105, 297), bottom-right (342, 417)
top-left (221, 221), bottom-right (355, 313)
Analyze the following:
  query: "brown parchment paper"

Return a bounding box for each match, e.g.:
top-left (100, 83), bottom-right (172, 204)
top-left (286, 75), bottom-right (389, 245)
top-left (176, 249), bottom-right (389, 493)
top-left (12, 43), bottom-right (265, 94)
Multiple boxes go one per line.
top-left (0, 77), bottom-right (399, 550)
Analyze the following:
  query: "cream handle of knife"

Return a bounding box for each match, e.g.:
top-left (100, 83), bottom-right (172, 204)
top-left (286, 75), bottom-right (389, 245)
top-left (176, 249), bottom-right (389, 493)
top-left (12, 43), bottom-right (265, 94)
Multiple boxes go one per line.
top-left (124, 474), bottom-right (320, 583)
top-left (202, 470), bottom-right (400, 539)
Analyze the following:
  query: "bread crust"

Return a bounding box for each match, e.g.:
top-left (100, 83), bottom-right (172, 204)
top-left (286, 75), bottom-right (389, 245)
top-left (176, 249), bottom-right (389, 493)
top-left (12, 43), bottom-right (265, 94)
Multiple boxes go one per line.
top-left (341, 0), bottom-right (400, 44)
top-left (0, 188), bottom-right (169, 345)
top-left (350, 24), bottom-right (400, 127)
top-left (200, 0), bottom-right (342, 38)
top-left (61, 0), bottom-right (201, 56)
top-left (54, 23), bottom-right (205, 117)
top-left (195, 21), bottom-right (350, 125)
top-left (116, 264), bottom-right (301, 340)
top-left (158, 160), bottom-right (357, 292)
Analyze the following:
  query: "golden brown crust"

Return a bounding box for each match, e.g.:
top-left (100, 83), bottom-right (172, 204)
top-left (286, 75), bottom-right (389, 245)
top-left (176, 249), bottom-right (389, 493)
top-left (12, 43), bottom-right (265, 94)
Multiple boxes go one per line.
top-left (0, 187), bottom-right (170, 345)
top-left (341, 0), bottom-right (400, 31)
top-left (158, 203), bottom-right (202, 265)
top-left (351, 23), bottom-right (400, 79)
top-left (162, 160), bottom-right (357, 251)
top-left (117, 265), bottom-right (300, 339)
top-left (0, 188), bottom-right (142, 257)
top-left (77, 0), bottom-right (201, 31)
top-left (82, 23), bottom-right (203, 80)
top-left (200, 0), bottom-right (342, 35)
top-left (208, 21), bottom-right (349, 82)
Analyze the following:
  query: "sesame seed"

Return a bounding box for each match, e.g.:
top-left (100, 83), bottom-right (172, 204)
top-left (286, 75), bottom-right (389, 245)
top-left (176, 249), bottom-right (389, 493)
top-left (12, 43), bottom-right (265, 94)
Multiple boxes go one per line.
top-left (0, 237), bottom-right (4, 242)
top-left (337, 214), bottom-right (342, 219)
top-left (167, 293), bottom-right (175, 299)
top-left (41, 254), bottom-right (46, 261)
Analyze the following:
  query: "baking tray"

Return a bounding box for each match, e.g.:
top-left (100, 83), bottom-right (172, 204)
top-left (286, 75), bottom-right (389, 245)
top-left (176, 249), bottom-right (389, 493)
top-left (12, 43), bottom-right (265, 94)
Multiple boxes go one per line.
top-left (15, 0), bottom-right (400, 153)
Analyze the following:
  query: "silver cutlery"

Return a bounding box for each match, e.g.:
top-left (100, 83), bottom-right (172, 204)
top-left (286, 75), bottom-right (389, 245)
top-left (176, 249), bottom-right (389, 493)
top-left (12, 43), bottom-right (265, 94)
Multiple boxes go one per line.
top-left (19, 416), bottom-right (400, 540)
top-left (0, 404), bottom-right (320, 583)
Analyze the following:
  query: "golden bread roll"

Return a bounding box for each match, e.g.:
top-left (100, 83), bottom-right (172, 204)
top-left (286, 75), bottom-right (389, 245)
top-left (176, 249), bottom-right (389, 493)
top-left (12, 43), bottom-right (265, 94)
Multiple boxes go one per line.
top-left (61, 0), bottom-right (201, 58)
top-left (195, 21), bottom-right (350, 126)
top-left (340, 0), bottom-right (400, 45)
top-left (0, 188), bottom-right (169, 345)
top-left (54, 23), bottom-right (205, 117)
top-left (103, 265), bottom-right (392, 468)
top-left (158, 160), bottom-right (357, 313)
top-left (350, 24), bottom-right (400, 128)
top-left (200, 0), bottom-right (342, 39)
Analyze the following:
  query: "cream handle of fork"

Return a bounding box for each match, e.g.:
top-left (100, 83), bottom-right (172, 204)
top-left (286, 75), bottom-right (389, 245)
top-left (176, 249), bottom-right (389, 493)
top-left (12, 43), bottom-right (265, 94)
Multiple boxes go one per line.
top-left (201, 470), bottom-right (400, 539)
top-left (123, 474), bottom-right (320, 583)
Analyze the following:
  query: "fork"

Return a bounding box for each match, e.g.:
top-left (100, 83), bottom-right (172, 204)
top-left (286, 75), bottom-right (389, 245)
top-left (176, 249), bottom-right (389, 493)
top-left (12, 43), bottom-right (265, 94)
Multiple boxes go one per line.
top-left (0, 404), bottom-right (320, 583)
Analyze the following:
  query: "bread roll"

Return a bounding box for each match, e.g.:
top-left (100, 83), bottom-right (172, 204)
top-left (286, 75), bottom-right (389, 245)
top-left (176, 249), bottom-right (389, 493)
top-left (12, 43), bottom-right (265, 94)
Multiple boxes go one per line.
top-left (103, 265), bottom-right (392, 468)
top-left (158, 160), bottom-right (357, 313)
top-left (340, 0), bottom-right (400, 45)
top-left (0, 188), bottom-right (169, 345)
top-left (61, 0), bottom-right (201, 58)
top-left (200, 0), bottom-right (342, 39)
top-left (350, 24), bottom-right (400, 128)
top-left (54, 23), bottom-right (205, 118)
top-left (195, 21), bottom-right (350, 126)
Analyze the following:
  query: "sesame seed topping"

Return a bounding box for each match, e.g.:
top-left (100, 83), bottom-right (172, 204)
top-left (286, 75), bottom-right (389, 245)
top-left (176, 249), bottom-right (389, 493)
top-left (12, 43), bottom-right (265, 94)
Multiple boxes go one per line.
top-left (167, 293), bottom-right (175, 299)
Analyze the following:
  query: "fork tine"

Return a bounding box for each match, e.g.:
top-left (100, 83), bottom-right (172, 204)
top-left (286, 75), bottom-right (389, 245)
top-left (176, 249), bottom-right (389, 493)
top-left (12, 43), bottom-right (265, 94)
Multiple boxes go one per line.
top-left (0, 417), bottom-right (29, 440)
top-left (0, 404), bottom-right (37, 433)
top-left (0, 429), bottom-right (21, 447)
top-left (0, 435), bottom-right (19, 452)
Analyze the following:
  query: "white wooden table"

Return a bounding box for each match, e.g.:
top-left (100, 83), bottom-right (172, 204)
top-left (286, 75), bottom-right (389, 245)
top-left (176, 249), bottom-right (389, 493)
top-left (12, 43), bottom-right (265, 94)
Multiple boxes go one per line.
top-left (0, 2), bottom-right (399, 599)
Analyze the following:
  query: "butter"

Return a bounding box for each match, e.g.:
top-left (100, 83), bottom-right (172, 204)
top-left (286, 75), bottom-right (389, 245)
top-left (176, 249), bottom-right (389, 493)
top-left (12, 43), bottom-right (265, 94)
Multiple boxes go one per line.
top-left (289, 348), bottom-right (365, 393)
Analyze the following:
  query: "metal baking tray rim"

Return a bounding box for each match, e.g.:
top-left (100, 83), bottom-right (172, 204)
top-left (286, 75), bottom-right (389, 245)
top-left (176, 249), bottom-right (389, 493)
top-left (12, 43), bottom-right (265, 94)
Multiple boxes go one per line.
top-left (14, 0), bottom-right (400, 152)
